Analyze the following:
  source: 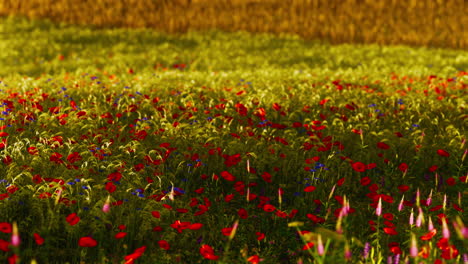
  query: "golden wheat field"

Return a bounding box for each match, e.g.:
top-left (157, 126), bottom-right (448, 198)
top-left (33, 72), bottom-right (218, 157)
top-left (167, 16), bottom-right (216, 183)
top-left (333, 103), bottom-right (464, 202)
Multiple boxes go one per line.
top-left (0, 0), bottom-right (466, 49)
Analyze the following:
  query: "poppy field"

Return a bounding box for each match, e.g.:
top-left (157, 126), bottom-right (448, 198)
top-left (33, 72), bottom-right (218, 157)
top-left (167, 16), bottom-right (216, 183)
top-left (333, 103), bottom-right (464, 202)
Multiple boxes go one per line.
top-left (0, 17), bottom-right (467, 263)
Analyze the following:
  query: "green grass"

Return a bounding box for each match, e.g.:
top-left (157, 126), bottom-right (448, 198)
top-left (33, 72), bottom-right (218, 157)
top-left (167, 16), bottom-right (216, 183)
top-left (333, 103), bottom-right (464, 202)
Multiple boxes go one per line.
top-left (0, 16), bottom-right (466, 263)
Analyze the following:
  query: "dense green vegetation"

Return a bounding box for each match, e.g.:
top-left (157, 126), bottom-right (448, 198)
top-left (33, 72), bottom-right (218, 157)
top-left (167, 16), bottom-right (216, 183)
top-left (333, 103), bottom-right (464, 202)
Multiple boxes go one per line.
top-left (0, 17), bottom-right (466, 263)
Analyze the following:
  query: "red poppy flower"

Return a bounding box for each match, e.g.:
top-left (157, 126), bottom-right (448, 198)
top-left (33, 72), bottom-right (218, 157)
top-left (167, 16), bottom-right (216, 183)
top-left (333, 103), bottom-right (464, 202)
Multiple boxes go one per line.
top-left (220, 171), bottom-right (236, 181)
top-left (383, 213), bottom-right (394, 221)
top-left (0, 222), bottom-right (12, 233)
top-left (0, 132), bottom-right (8, 137)
top-left (452, 203), bottom-right (463, 212)
top-left (224, 194), bottom-right (234, 202)
top-left (0, 239), bottom-right (10, 252)
top-left (255, 107), bottom-right (266, 120)
top-left (238, 208), bottom-right (248, 219)
top-left (124, 245), bottom-right (146, 262)
top-left (66, 213), bottom-right (80, 226)
top-left (429, 165), bottom-right (438, 172)
top-left (275, 210), bottom-right (288, 218)
top-left (152, 226), bottom-right (163, 232)
top-left (397, 185), bottom-right (409, 192)
top-left (337, 177), bottom-right (345, 186)
top-left (377, 142), bottom-right (390, 150)
top-left (221, 227), bottom-right (233, 236)
top-left (105, 181), bottom-right (116, 193)
top-left (263, 204), bottom-right (276, 212)
top-left (429, 205), bottom-right (443, 212)
top-left (306, 214), bottom-right (325, 223)
top-left (360, 177), bottom-right (371, 186)
top-left (223, 154), bottom-right (242, 167)
top-left (151, 211), bottom-right (161, 218)
top-left (27, 147), bottom-right (39, 155)
top-left (384, 221), bottom-right (394, 228)
top-left (302, 242), bottom-right (315, 250)
top-left (441, 245), bottom-right (458, 260)
top-left (200, 244), bottom-right (219, 260)
top-left (437, 149), bottom-right (450, 157)
top-left (158, 240), bottom-right (170, 250)
top-left (352, 162), bottom-right (366, 172)
top-left (5, 185), bottom-right (17, 195)
top-left (436, 237), bottom-right (449, 250)
top-left (115, 232), bottom-right (127, 239)
top-left (170, 220), bottom-right (191, 233)
top-left (186, 197), bottom-right (197, 207)
top-left (49, 152), bottom-right (63, 164)
top-left (305, 156), bottom-right (320, 164)
top-left (49, 106), bottom-right (61, 114)
top-left (33, 233), bottom-right (45, 245)
top-left (2, 155), bottom-right (12, 165)
top-left (398, 163), bottom-right (408, 172)
top-left (189, 223), bottom-right (203, 230)
top-left (420, 229), bottom-right (437, 240)
top-left (66, 152), bottom-right (82, 164)
top-left (247, 193), bottom-right (257, 201)
top-left (383, 227), bottom-right (398, 235)
top-left (256, 232), bottom-right (265, 240)
top-left (289, 209), bottom-right (298, 218)
top-left (7, 254), bottom-right (18, 264)
top-left (446, 177), bottom-right (456, 186)
top-left (381, 194), bottom-right (394, 204)
top-left (271, 102), bottom-right (283, 112)
top-left (78, 237), bottom-right (97, 247)
top-left (389, 245), bottom-right (402, 255)
top-left (319, 98), bottom-right (330, 105)
top-left (261, 172), bottom-right (272, 183)
top-left (76, 111), bottom-right (86, 118)
top-left (107, 171), bottom-right (122, 182)
top-left (369, 183), bottom-right (379, 192)
top-left (304, 186), bottom-right (316, 192)
top-left (247, 255), bottom-right (261, 264)
top-left (31, 174), bottom-right (43, 184)
top-left (234, 181), bottom-right (245, 195)
top-left (335, 195), bottom-right (344, 205)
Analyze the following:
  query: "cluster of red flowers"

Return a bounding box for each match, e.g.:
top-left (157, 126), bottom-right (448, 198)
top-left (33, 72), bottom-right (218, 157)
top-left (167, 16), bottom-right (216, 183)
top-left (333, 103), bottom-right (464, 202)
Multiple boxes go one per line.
top-left (0, 71), bottom-right (466, 263)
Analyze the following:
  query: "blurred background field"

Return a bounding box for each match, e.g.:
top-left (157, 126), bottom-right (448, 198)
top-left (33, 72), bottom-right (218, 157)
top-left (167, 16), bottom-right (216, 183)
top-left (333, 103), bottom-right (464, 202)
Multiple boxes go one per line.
top-left (0, 0), bottom-right (466, 50)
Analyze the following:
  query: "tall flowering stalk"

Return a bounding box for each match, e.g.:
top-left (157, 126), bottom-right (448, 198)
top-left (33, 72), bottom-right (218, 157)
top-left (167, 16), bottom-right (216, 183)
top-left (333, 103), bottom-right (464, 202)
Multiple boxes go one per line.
top-left (428, 216), bottom-right (434, 231)
top-left (426, 189), bottom-right (433, 206)
top-left (362, 242), bottom-right (370, 259)
top-left (409, 233), bottom-right (418, 258)
top-left (376, 197), bottom-right (382, 217)
top-left (398, 195), bottom-right (405, 212)
top-left (278, 188), bottom-right (282, 209)
top-left (102, 195), bottom-right (111, 213)
top-left (222, 220), bottom-right (239, 262)
top-left (443, 194), bottom-right (447, 211)
top-left (442, 217), bottom-right (450, 239)
top-left (415, 207), bottom-right (424, 227)
top-left (416, 188), bottom-right (420, 207)
top-left (344, 242), bottom-right (352, 261)
top-left (317, 234), bottom-right (324, 256)
top-left (409, 209), bottom-right (414, 226)
top-left (11, 222), bottom-right (20, 247)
